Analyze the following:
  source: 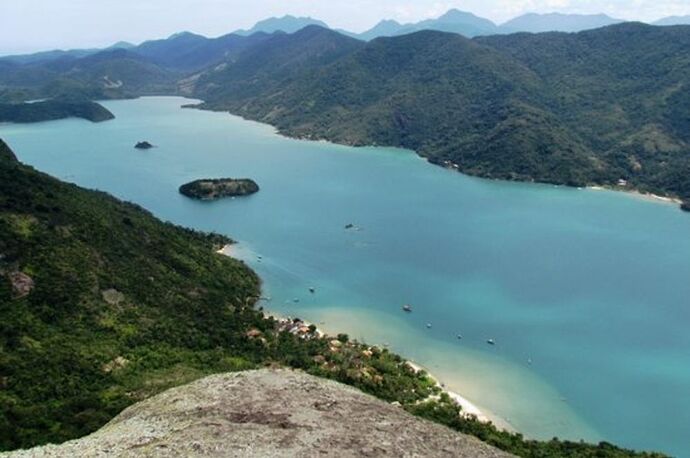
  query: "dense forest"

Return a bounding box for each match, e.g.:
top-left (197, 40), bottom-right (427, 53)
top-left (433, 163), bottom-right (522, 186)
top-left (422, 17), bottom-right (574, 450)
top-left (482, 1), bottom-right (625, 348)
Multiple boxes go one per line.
top-left (190, 24), bottom-right (690, 209)
top-left (0, 139), bottom-right (665, 457)
top-left (0, 100), bottom-right (114, 123)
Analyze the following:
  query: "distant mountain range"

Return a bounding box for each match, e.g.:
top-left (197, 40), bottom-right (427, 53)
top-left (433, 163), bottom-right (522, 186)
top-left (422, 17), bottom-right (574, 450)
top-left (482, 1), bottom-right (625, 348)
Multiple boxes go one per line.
top-left (232, 10), bottom-right (688, 40)
top-left (234, 10), bottom-right (627, 39)
top-left (2, 8), bottom-right (689, 65)
top-left (653, 15), bottom-right (690, 26)
top-left (0, 41), bottom-right (134, 65)
top-left (500, 13), bottom-right (621, 33)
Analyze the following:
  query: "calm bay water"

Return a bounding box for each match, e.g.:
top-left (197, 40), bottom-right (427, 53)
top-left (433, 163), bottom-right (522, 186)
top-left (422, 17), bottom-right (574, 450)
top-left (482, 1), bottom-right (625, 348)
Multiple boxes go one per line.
top-left (2, 97), bottom-right (689, 456)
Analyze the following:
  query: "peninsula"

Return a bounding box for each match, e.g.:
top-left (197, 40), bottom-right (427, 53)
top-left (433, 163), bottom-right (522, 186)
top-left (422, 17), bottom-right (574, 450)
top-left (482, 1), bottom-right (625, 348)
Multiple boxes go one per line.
top-left (0, 100), bottom-right (114, 123)
top-left (179, 178), bottom-right (260, 200)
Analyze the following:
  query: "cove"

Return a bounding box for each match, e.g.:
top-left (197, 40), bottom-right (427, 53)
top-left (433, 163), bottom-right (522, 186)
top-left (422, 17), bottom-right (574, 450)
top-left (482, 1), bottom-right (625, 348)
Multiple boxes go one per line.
top-left (2, 97), bottom-right (689, 456)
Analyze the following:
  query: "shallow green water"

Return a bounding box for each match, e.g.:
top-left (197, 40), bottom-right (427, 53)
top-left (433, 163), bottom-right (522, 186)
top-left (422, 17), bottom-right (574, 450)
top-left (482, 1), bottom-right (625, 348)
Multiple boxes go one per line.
top-left (2, 97), bottom-right (689, 456)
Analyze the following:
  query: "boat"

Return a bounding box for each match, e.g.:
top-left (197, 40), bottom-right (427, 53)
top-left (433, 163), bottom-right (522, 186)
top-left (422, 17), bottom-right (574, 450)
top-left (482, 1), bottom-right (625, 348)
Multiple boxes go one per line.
top-left (402, 304), bottom-right (412, 312)
top-left (457, 334), bottom-right (463, 340)
top-left (426, 323), bottom-right (432, 329)
top-left (486, 339), bottom-right (495, 345)
top-left (309, 287), bottom-right (315, 294)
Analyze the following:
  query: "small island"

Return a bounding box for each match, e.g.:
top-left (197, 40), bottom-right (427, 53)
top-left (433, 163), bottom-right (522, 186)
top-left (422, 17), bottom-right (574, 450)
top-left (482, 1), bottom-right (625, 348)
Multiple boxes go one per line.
top-left (179, 178), bottom-right (260, 200)
top-left (135, 141), bottom-right (154, 149)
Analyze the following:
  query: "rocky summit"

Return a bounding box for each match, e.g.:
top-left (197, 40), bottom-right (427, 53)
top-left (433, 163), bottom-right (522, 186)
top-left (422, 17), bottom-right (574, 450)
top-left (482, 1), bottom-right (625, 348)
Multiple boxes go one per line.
top-left (3, 369), bottom-right (513, 458)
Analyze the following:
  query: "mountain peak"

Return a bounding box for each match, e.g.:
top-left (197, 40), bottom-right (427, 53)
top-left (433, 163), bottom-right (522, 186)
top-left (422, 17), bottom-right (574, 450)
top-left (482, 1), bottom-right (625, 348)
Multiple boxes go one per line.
top-left (377, 19), bottom-right (402, 27)
top-left (167, 31), bottom-right (205, 40)
top-left (439, 9), bottom-right (490, 22)
top-left (501, 12), bottom-right (622, 33)
top-left (108, 41), bottom-right (135, 49)
top-left (236, 15), bottom-right (329, 36)
top-left (654, 15), bottom-right (690, 26)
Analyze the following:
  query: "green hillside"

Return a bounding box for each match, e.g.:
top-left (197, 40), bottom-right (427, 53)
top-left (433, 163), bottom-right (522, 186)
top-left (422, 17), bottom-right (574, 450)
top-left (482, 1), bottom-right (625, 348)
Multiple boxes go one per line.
top-left (0, 100), bottom-right (114, 123)
top-left (0, 49), bottom-right (177, 100)
top-left (192, 24), bottom-right (690, 209)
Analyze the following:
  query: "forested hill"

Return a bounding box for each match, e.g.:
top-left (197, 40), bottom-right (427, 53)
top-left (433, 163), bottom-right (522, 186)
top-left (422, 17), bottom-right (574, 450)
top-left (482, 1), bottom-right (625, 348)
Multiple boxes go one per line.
top-left (0, 100), bottom-right (114, 123)
top-left (0, 138), bottom-right (258, 449)
top-left (0, 140), bottom-right (665, 456)
top-left (191, 23), bottom-right (690, 209)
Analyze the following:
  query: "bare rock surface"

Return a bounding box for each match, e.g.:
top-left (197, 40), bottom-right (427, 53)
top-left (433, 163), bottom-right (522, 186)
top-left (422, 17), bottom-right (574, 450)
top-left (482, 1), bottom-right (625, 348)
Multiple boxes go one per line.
top-left (9, 271), bottom-right (34, 298)
top-left (4, 369), bottom-right (513, 458)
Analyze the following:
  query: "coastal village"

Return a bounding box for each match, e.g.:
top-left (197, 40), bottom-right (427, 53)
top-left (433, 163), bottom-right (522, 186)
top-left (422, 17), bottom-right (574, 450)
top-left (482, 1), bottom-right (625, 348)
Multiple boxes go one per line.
top-left (243, 309), bottom-right (494, 426)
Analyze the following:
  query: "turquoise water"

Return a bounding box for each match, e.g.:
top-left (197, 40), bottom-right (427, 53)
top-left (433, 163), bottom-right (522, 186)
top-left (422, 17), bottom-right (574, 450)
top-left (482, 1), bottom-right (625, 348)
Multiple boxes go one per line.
top-left (2, 96), bottom-right (690, 456)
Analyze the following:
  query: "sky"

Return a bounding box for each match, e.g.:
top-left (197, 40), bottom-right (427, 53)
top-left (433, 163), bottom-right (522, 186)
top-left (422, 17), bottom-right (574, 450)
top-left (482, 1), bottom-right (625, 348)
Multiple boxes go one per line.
top-left (1, 0), bottom-right (689, 55)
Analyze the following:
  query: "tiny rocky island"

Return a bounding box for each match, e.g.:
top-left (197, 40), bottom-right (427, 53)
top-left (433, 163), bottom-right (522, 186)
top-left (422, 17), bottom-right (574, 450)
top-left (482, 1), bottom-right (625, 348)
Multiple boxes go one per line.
top-left (134, 141), bottom-right (154, 149)
top-left (179, 178), bottom-right (260, 200)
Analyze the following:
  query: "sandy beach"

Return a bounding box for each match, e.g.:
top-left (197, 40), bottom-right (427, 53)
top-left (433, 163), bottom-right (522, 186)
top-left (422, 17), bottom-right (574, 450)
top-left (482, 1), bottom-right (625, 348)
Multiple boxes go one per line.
top-left (405, 361), bottom-right (490, 422)
top-left (262, 306), bottom-right (510, 430)
top-left (587, 185), bottom-right (683, 206)
top-left (216, 243), bottom-right (234, 256)
top-left (218, 244), bottom-right (512, 433)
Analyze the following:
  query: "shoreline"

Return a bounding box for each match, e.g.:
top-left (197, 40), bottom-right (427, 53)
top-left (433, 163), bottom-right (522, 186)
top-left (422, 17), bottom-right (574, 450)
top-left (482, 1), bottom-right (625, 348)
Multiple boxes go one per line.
top-left (215, 245), bottom-right (507, 431)
top-left (184, 100), bottom-right (688, 213)
top-left (262, 307), bottom-right (508, 429)
top-left (271, 308), bottom-right (514, 431)
top-left (587, 185), bottom-right (683, 206)
top-left (405, 361), bottom-right (489, 423)
top-left (216, 243), bottom-right (234, 256)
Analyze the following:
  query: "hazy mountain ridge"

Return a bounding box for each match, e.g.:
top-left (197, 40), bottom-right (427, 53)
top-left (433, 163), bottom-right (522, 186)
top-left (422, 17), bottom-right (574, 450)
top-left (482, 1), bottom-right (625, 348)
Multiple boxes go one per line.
top-left (133, 30), bottom-right (274, 71)
top-left (653, 15), bottom-right (690, 26)
top-left (234, 15), bottom-right (329, 35)
top-left (194, 26), bottom-right (364, 102)
top-left (499, 13), bottom-right (622, 33)
top-left (3, 7), bottom-right (689, 64)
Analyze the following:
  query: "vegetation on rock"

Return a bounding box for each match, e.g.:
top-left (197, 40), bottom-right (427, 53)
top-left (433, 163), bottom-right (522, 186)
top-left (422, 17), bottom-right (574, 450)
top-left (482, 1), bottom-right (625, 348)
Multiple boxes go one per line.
top-left (179, 178), bottom-right (260, 200)
top-left (134, 141), bottom-right (154, 149)
top-left (2, 370), bottom-right (513, 458)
